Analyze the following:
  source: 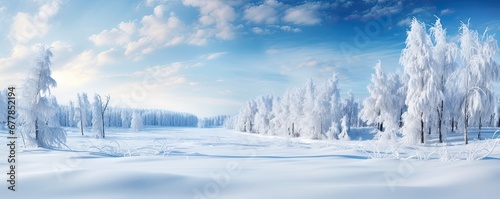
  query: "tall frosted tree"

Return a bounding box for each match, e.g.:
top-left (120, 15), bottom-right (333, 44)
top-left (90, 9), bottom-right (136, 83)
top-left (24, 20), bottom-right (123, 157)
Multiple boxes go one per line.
top-left (429, 17), bottom-right (458, 143)
top-left (360, 61), bottom-right (387, 133)
top-left (459, 21), bottom-right (499, 143)
top-left (400, 18), bottom-right (440, 144)
top-left (342, 91), bottom-right (359, 132)
top-left (76, 93), bottom-right (91, 135)
top-left (67, 101), bottom-right (76, 127)
top-left (131, 110), bottom-right (143, 132)
top-left (92, 94), bottom-right (110, 138)
top-left (17, 45), bottom-right (66, 148)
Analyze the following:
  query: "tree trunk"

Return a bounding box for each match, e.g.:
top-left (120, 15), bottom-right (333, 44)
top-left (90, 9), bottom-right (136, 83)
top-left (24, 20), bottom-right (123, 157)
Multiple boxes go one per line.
top-left (465, 114), bottom-right (469, 145)
top-left (80, 110), bottom-right (84, 136)
top-left (478, 116), bottom-right (481, 140)
top-left (420, 113), bottom-right (424, 144)
top-left (101, 112), bottom-right (105, 138)
top-left (35, 119), bottom-right (40, 147)
top-left (399, 108), bottom-right (403, 128)
top-left (438, 101), bottom-right (443, 143)
top-left (451, 117), bottom-right (455, 132)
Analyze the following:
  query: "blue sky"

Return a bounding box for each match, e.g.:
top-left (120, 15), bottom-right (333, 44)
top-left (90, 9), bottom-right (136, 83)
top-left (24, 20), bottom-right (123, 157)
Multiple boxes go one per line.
top-left (1, 0), bottom-right (500, 117)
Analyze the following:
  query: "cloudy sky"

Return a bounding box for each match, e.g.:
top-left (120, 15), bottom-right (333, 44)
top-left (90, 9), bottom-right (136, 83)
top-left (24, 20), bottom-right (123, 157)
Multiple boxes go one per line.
top-left (1, 0), bottom-right (499, 117)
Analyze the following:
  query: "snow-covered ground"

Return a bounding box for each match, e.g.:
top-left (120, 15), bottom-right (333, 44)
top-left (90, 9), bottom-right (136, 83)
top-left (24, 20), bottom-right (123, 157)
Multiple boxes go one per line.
top-left (1, 127), bottom-right (500, 199)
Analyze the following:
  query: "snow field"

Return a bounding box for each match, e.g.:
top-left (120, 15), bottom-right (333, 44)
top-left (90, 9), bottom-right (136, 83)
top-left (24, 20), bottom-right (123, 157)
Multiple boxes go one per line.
top-left (1, 127), bottom-right (500, 199)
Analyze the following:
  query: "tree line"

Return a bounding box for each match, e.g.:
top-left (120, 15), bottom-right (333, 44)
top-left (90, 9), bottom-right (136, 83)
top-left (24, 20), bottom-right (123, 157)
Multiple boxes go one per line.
top-left (228, 18), bottom-right (500, 145)
top-left (0, 45), bottom-right (226, 148)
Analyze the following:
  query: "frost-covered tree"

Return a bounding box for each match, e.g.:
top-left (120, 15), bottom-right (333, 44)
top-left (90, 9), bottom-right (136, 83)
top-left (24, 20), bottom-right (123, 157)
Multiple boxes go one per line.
top-left (230, 73), bottom-right (345, 140)
top-left (92, 94), bottom-right (110, 138)
top-left (339, 115), bottom-right (351, 140)
top-left (75, 92), bottom-right (91, 135)
top-left (429, 17), bottom-right (459, 143)
top-left (92, 94), bottom-right (103, 138)
top-left (360, 61), bottom-right (386, 133)
top-left (67, 101), bottom-right (76, 127)
top-left (342, 91), bottom-right (359, 133)
top-left (17, 45), bottom-right (66, 148)
top-left (361, 61), bottom-right (405, 141)
top-left (400, 18), bottom-right (440, 144)
top-left (459, 21), bottom-right (499, 143)
top-left (235, 99), bottom-right (257, 133)
top-left (131, 110), bottom-right (143, 132)
top-left (253, 95), bottom-right (274, 135)
top-left (121, 109), bottom-right (131, 128)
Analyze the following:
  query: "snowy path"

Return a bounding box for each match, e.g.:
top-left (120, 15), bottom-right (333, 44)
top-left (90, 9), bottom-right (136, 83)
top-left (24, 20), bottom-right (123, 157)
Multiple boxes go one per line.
top-left (1, 127), bottom-right (500, 199)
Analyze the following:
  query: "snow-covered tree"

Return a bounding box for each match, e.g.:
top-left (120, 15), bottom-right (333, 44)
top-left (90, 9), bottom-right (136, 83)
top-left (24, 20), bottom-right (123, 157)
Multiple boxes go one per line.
top-left (92, 94), bottom-right (103, 138)
top-left (67, 101), bottom-right (76, 127)
top-left (75, 92), bottom-right (91, 135)
top-left (230, 73), bottom-right (345, 140)
top-left (360, 61), bottom-right (386, 132)
top-left (92, 94), bottom-right (110, 138)
top-left (17, 45), bottom-right (66, 148)
top-left (342, 91), bottom-right (359, 133)
top-left (253, 95), bottom-right (274, 135)
top-left (400, 18), bottom-right (440, 144)
top-left (459, 21), bottom-right (499, 143)
top-left (429, 17), bottom-right (458, 143)
top-left (361, 61), bottom-right (405, 141)
top-left (121, 109), bottom-right (131, 128)
top-left (131, 110), bottom-right (143, 132)
top-left (339, 115), bottom-right (351, 140)
top-left (235, 100), bottom-right (257, 133)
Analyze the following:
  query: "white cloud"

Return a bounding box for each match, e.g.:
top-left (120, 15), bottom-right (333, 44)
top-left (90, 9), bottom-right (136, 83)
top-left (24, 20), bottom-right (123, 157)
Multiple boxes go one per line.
top-left (205, 52), bottom-right (227, 60)
top-left (183, 0), bottom-right (237, 41)
top-left (0, 6), bottom-right (6, 13)
top-left (51, 41), bottom-right (72, 53)
top-left (89, 21), bottom-right (136, 47)
top-left (125, 11), bottom-right (185, 60)
top-left (283, 2), bottom-right (323, 25)
top-left (345, 0), bottom-right (403, 21)
top-left (243, 0), bottom-right (282, 24)
top-left (97, 48), bottom-right (118, 65)
top-left (153, 4), bottom-right (165, 18)
top-left (252, 27), bottom-right (270, 34)
top-left (9, 0), bottom-right (61, 43)
top-left (280, 25), bottom-right (301, 32)
top-left (397, 17), bottom-right (411, 27)
top-left (440, 9), bottom-right (454, 16)
top-left (0, 44), bottom-right (33, 75)
top-left (144, 0), bottom-right (168, 7)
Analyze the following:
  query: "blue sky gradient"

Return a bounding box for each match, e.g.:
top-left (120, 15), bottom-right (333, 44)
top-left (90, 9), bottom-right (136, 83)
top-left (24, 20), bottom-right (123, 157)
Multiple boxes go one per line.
top-left (1, 0), bottom-right (500, 117)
